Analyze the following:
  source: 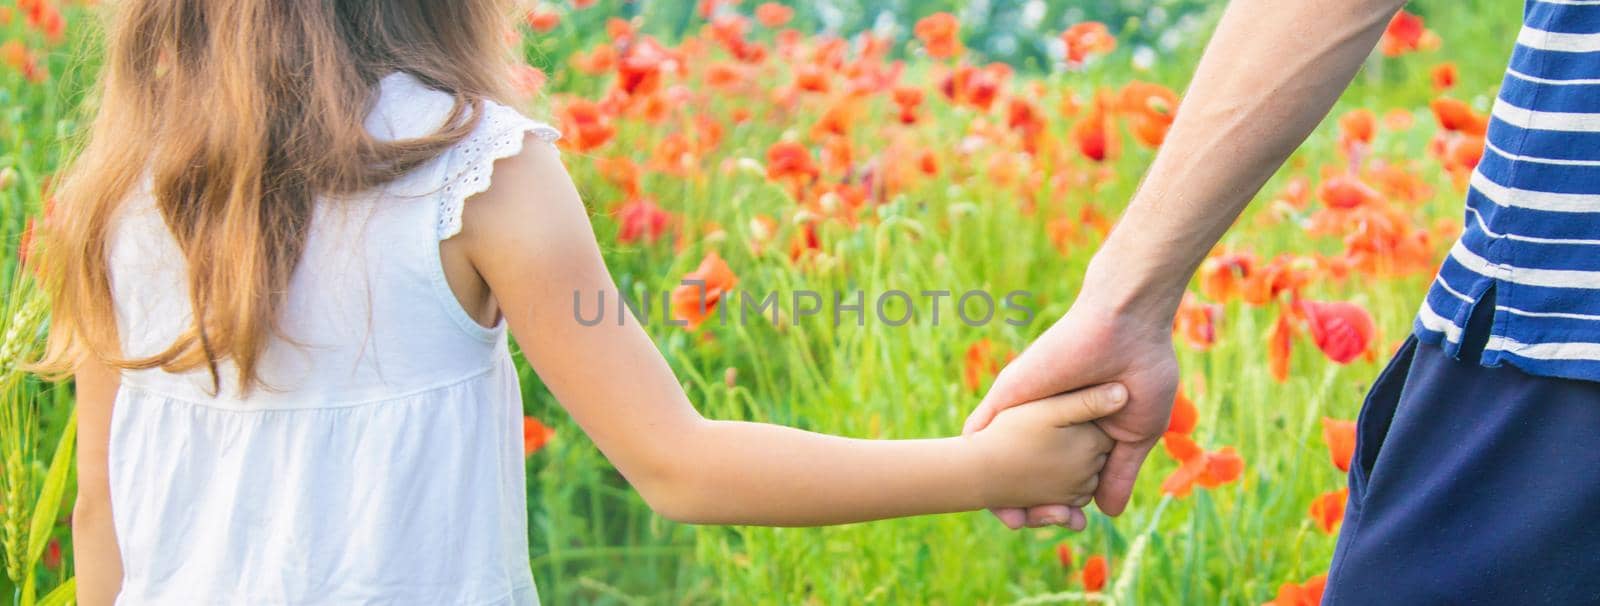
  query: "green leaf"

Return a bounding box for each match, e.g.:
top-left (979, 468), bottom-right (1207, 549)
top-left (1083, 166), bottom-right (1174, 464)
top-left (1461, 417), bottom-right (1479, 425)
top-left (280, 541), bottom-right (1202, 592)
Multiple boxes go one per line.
top-left (25, 413), bottom-right (75, 569)
top-left (36, 577), bottom-right (74, 606)
top-left (22, 568), bottom-right (36, 606)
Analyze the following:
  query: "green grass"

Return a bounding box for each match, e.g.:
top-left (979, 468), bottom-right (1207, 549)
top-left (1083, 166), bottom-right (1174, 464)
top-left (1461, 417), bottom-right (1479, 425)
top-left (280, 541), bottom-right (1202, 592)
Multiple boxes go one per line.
top-left (1, 1), bottom-right (1521, 604)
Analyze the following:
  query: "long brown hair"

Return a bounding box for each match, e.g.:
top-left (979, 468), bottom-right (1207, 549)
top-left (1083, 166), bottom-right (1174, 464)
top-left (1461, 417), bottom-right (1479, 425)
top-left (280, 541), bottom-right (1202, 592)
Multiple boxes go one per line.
top-left (36, 0), bottom-right (519, 393)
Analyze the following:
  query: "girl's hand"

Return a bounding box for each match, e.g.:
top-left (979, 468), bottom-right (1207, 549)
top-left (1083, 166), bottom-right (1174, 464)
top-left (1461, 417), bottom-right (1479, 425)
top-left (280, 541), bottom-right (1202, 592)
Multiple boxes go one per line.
top-left (966, 296), bottom-right (1179, 529)
top-left (963, 384), bottom-right (1126, 511)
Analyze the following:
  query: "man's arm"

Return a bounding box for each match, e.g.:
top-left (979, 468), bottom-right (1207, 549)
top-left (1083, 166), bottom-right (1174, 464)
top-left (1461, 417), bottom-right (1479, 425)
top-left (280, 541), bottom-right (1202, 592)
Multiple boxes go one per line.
top-left (1088, 0), bottom-right (1408, 324)
top-left (966, 0), bottom-right (1409, 528)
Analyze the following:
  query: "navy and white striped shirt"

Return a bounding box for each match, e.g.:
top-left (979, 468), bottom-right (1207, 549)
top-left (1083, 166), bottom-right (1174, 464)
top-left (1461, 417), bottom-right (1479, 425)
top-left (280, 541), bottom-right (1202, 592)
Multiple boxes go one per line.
top-left (1415, 0), bottom-right (1600, 381)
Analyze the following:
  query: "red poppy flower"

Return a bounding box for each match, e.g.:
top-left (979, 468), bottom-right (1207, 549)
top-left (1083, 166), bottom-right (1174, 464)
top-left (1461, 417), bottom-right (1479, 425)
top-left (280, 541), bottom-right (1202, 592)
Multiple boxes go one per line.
top-left (526, 10), bottom-right (561, 33)
top-left (1163, 432), bottom-right (1203, 464)
top-left (1269, 311), bottom-right (1295, 383)
top-left (557, 100), bottom-right (616, 152)
top-left (916, 149), bottom-right (939, 176)
top-left (1168, 389), bottom-right (1198, 435)
top-left (1062, 22), bottom-right (1116, 65)
top-left (704, 62), bottom-right (747, 89)
top-left (523, 417), bottom-right (556, 457)
top-left (892, 86), bottom-right (924, 125)
top-left (1119, 81), bottom-right (1179, 148)
top-left (963, 339), bottom-right (1004, 392)
top-left (1199, 253), bottom-right (1255, 303)
top-left (1199, 447), bottom-right (1244, 487)
top-left (21, 0), bottom-right (63, 42)
top-left (594, 157), bottom-right (639, 199)
top-left (1175, 294), bottom-right (1222, 351)
top-left (606, 17), bottom-right (635, 41)
top-left (1339, 109), bottom-right (1376, 145)
top-left (1071, 97), bottom-right (1118, 163)
top-left (571, 43), bottom-right (619, 75)
top-left (1045, 215), bottom-right (1083, 255)
top-left (617, 37), bottom-right (673, 97)
top-left (1322, 418), bottom-right (1357, 473)
top-left (670, 252), bottom-right (739, 330)
top-left (1006, 97), bottom-right (1048, 141)
top-left (1309, 488), bottom-right (1349, 534)
top-left (1300, 300), bottom-right (1375, 364)
top-left (1381, 10), bottom-right (1426, 57)
top-left (936, 63), bottom-right (970, 101)
top-left (1430, 97), bottom-right (1488, 136)
top-left (1082, 555), bottom-right (1108, 592)
top-left (616, 198), bottom-right (672, 245)
top-left (1266, 574), bottom-right (1328, 606)
top-left (793, 63), bottom-right (830, 93)
top-left (511, 65), bottom-right (547, 98)
top-left (43, 538), bottom-right (60, 569)
top-left (1432, 63), bottom-right (1458, 91)
top-left (1444, 135), bottom-right (1484, 173)
top-left (1055, 543), bottom-right (1074, 570)
top-left (708, 14), bottom-right (766, 63)
top-left (755, 3), bottom-right (793, 28)
top-left (1384, 109), bottom-right (1415, 131)
top-left (811, 100), bottom-right (856, 140)
top-left (1370, 162), bottom-right (1434, 204)
top-left (787, 220), bottom-right (822, 262)
top-left (766, 141), bottom-right (820, 183)
top-left (1318, 175), bottom-right (1382, 210)
top-left (1241, 256), bottom-right (1309, 306)
top-left (963, 65), bottom-right (1006, 111)
top-left (1, 40), bottom-right (46, 82)
top-left (1162, 446), bottom-right (1245, 497)
top-left (914, 13), bottom-right (963, 59)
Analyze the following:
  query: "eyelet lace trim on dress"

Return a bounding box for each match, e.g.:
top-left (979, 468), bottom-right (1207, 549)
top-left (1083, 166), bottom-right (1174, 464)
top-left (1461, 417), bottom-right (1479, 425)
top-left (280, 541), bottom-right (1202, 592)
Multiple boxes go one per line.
top-left (437, 103), bottom-right (562, 241)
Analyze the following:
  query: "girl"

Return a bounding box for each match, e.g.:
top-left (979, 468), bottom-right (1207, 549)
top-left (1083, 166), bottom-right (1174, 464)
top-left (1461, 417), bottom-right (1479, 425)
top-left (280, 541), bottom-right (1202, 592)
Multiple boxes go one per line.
top-left (37, 2), bottom-right (1123, 604)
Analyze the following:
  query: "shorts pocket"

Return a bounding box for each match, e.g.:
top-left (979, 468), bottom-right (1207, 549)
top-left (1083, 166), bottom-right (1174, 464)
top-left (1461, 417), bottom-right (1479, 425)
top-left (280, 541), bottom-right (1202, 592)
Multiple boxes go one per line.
top-left (1348, 337), bottom-right (1417, 505)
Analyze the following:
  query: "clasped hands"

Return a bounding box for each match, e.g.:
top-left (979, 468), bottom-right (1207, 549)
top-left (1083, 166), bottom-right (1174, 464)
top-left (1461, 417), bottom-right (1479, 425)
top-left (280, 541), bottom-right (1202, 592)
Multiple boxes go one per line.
top-left (959, 297), bottom-right (1180, 530)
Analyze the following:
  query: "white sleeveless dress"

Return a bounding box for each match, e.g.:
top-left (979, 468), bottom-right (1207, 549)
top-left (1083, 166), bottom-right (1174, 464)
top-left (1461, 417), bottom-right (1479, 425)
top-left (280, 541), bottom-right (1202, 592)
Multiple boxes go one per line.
top-left (105, 72), bottom-right (556, 605)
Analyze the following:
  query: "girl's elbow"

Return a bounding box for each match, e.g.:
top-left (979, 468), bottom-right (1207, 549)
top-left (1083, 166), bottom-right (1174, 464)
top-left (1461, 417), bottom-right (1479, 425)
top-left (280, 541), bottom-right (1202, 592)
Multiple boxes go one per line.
top-left (641, 492), bottom-right (704, 524)
top-left (626, 418), bottom-right (724, 524)
top-left (72, 493), bottom-right (115, 539)
top-left (633, 464), bottom-right (718, 524)
top-left (74, 492), bottom-right (111, 520)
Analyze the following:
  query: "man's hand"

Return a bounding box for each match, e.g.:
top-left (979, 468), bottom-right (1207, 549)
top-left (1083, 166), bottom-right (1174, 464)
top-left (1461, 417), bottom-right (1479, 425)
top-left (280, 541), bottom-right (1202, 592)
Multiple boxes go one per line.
top-left (961, 0), bottom-right (1403, 530)
top-left (963, 290), bottom-right (1179, 528)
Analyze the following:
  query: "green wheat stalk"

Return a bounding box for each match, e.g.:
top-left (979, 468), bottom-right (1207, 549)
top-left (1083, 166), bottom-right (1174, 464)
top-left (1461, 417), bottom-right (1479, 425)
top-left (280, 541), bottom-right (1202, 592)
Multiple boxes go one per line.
top-left (1, 286), bottom-right (49, 585)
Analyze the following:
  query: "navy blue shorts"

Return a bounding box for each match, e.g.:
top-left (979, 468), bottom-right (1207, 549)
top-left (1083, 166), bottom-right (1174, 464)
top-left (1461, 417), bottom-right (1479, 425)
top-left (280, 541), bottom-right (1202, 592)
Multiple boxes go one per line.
top-left (1323, 291), bottom-right (1600, 604)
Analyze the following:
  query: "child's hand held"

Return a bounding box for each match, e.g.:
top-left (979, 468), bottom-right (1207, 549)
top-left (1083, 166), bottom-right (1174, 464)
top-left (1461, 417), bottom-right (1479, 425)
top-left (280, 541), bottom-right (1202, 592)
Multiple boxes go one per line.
top-left (962, 383), bottom-right (1126, 511)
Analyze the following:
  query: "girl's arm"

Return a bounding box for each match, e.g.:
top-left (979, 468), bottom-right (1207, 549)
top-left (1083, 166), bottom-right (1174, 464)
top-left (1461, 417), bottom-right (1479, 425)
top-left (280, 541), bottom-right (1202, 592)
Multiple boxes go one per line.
top-left (455, 139), bottom-right (1126, 526)
top-left (73, 356), bottom-right (123, 605)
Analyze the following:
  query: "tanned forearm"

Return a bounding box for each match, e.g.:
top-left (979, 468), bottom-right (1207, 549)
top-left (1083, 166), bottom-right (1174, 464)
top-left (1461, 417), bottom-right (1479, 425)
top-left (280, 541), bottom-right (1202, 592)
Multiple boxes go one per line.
top-left (1084, 0), bottom-right (1407, 320)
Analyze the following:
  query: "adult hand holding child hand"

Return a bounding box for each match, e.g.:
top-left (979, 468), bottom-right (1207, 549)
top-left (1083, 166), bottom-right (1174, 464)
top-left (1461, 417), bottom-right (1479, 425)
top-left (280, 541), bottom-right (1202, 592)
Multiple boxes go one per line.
top-left (964, 289), bottom-right (1181, 530)
top-left (960, 382), bottom-right (1127, 514)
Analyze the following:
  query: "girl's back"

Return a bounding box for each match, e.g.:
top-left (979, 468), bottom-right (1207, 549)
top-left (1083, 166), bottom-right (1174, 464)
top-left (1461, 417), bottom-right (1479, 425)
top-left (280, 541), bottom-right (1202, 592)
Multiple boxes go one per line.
top-left (104, 72), bottom-right (554, 604)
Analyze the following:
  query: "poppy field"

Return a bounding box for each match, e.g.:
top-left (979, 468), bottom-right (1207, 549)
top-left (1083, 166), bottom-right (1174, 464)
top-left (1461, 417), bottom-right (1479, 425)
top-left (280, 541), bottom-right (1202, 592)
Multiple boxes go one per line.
top-left (0, 0), bottom-right (1518, 604)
